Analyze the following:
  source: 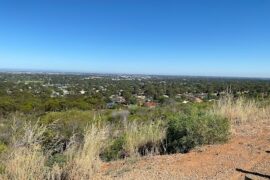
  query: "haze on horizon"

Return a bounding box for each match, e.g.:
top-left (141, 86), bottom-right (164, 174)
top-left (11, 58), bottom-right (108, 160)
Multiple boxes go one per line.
top-left (0, 0), bottom-right (270, 78)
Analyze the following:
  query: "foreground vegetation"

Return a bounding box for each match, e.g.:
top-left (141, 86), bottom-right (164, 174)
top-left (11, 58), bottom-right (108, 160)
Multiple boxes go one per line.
top-left (1, 94), bottom-right (269, 179)
top-left (0, 74), bottom-right (270, 179)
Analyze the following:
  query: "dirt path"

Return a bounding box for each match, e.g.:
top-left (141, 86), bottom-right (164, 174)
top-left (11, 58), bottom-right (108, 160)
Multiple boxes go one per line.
top-left (96, 122), bottom-right (270, 180)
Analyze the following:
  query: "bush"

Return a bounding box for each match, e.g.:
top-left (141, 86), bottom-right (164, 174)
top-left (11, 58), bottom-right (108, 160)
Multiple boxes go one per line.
top-left (0, 142), bottom-right (7, 154)
top-left (166, 109), bottom-right (230, 153)
top-left (41, 110), bottom-right (98, 152)
top-left (101, 136), bottom-right (125, 161)
top-left (46, 153), bottom-right (67, 167)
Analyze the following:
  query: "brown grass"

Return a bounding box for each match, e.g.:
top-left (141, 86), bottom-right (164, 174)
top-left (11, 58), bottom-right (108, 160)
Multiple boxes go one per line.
top-left (2, 145), bottom-right (47, 180)
top-left (212, 95), bottom-right (270, 125)
top-left (0, 117), bottom-right (167, 179)
top-left (0, 121), bottom-right (110, 180)
top-left (62, 125), bottom-right (109, 179)
top-left (0, 121), bottom-right (48, 180)
top-left (123, 121), bottom-right (166, 157)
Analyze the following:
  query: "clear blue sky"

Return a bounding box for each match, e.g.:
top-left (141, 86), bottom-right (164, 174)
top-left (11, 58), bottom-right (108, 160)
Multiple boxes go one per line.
top-left (0, 0), bottom-right (270, 77)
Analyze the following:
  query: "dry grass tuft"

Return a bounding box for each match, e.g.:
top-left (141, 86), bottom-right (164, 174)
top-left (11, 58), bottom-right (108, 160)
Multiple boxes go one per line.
top-left (212, 95), bottom-right (270, 125)
top-left (0, 120), bottom-right (48, 180)
top-left (61, 125), bottom-right (109, 179)
top-left (0, 120), bottom-right (110, 180)
top-left (2, 145), bottom-right (47, 180)
top-left (124, 121), bottom-right (166, 157)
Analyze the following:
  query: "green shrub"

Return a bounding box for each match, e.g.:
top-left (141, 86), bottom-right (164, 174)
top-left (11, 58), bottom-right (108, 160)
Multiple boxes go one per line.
top-left (166, 109), bottom-right (230, 153)
top-left (41, 110), bottom-right (95, 125)
top-left (40, 110), bottom-right (96, 152)
top-left (46, 153), bottom-right (67, 167)
top-left (0, 164), bottom-right (5, 175)
top-left (0, 142), bottom-right (7, 154)
top-left (101, 136), bottom-right (125, 161)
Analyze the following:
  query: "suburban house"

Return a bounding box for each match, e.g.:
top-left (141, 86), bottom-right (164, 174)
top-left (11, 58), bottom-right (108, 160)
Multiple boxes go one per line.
top-left (110, 95), bottom-right (126, 104)
top-left (136, 95), bottom-right (146, 106)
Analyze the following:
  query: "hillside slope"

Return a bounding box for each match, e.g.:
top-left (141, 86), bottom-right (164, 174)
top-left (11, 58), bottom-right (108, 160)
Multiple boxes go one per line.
top-left (96, 122), bottom-right (270, 180)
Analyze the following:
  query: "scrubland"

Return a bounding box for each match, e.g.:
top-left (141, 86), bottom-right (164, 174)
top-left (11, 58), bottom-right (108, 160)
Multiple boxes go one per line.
top-left (0, 95), bottom-right (269, 180)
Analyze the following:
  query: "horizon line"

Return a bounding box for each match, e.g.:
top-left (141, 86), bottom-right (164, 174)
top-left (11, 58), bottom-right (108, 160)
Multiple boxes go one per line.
top-left (1, 68), bottom-right (270, 80)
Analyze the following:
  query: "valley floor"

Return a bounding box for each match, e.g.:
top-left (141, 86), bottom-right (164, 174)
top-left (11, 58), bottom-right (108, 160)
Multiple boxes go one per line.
top-left (95, 121), bottom-right (270, 180)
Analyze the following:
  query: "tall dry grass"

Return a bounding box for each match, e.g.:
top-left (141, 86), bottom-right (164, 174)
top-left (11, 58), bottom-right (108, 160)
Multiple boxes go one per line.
top-left (0, 121), bottom-right (49, 180)
top-left (0, 120), bottom-right (110, 180)
top-left (2, 145), bottom-right (47, 180)
top-left (212, 95), bottom-right (270, 124)
top-left (124, 121), bottom-right (166, 157)
top-left (0, 115), bottom-right (167, 179)
top-left (62, 125), bottom-right (109, 179)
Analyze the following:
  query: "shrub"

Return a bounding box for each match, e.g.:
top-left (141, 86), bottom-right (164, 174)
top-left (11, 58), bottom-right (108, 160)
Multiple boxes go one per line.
top-left (166, 109), bottom-right (230, 153)
top-left (41, 110), bottom-right (95, 125)
top-left (40, 110), bottom-right (100, 152)
top-left (0, 142), bottom-right (7, 154)
top-left (46, 153), bottom-right (67, 168)
top-left (101, 136), bottom-right (125, 161)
